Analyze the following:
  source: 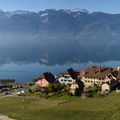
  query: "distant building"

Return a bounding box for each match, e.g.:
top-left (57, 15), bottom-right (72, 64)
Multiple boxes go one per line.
top-left (109, 66), bottom-right (120, 90)
top-left (70, 82), bottom-right (78, 95)
top-left (0, 79), bottom-right (15, 87)
top-left (81, 66), bottom-right (113, 87)
top-left (35, 72), bottom-right (56, 89)
top-left (57, 68), bottom-right (77, 85)
top-left (76, 70), bottom-right (85, 79)
top-left (101, 82), bottom-right (110, 95)
top-left (112, 66), bottom-right (120, 81)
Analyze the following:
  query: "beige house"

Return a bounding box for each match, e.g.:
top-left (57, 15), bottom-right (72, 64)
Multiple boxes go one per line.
top-left (35, 72), bottom-right (56, 89)
top-left (70, 83), bottom-right (78, 95)
top-left (81, 66), bottom-right (114, 87)
top-left (101, 83), bottom-right (110, 94)
top-left (35, 79), bottom-right (49, 88)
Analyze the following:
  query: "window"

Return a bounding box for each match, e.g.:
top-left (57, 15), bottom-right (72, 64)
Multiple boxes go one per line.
top-left (64, 75), bottom-right (70, 79)
top-left (68, 80), bottom-right (72, 82)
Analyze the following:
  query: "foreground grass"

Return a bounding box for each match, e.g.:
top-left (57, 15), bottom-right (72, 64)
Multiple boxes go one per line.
top-left (0, 93), bottom-right (120, 120)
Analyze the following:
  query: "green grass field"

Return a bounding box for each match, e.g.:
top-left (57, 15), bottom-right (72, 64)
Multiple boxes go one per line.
top-left (0, 93), bottom-right (120, 120)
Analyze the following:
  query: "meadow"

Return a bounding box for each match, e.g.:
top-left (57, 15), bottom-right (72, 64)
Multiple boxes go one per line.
top-left (0, 93), bottom-right (120, 120)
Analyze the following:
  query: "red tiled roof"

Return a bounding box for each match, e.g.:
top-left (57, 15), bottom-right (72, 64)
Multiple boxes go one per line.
top-left (84, 66), bottom-right (113, 79)
top-left (76, 70), bottom-right (85, 76)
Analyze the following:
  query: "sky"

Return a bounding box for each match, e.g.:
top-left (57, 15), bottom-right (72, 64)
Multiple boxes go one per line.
top-left (0, 0), bottom-right (120, 14)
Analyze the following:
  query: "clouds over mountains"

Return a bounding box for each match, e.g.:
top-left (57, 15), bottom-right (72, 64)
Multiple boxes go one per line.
top-left (0, 9), bottom-right (120, 65)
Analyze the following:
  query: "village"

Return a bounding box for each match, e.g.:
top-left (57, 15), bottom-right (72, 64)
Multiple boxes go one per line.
top-left (0, 65), bottom-right (120, 98)
top-left (0, 65), bottom-right (120, 120)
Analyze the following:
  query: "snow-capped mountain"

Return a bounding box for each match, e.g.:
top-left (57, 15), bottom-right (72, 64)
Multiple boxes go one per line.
top-left (10, 10), bottom-right (35, 15)
top-left (0, 9), bottom-right (120, 65)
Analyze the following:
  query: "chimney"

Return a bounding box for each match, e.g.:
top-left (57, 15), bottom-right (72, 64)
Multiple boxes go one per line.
top-left (99, 66), bottom-right (101, 73)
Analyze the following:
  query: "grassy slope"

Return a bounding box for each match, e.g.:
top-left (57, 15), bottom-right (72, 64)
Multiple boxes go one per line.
top-left (0, 93), bottom-right (120, 120)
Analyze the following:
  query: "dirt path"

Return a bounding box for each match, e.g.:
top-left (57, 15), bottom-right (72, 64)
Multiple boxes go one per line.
top-left (0, 115), bottom-right (15, 120)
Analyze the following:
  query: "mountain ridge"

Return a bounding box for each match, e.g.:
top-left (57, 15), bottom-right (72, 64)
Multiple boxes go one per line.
top-left (0, 9), bottom-right (120, 65)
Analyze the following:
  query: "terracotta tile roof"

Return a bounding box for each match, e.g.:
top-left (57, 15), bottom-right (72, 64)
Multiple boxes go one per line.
top-left (76, 70), bottom-right (85, 76)
top-left (84, 66), bottom-right (113, 79)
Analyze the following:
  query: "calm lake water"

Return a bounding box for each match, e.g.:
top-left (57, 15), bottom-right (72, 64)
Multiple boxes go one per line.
top-left (0, 61), bottom-right (119, 82)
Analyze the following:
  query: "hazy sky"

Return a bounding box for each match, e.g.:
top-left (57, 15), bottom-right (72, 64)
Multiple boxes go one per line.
top-left (0, 0), bottom-right (120, 13)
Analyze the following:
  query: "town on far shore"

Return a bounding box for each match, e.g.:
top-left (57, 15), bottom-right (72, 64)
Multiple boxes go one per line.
top-left (0, 65), bottom-right (120, 98)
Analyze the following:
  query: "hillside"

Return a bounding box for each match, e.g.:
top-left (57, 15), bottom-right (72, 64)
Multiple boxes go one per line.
top-left (0, 93), bottom-right (120, 120)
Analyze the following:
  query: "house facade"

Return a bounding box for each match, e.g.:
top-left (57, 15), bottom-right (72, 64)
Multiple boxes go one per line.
top-left (109, 67), bottom-right (120, 90)
top-left (101, 83), bottom-right (110, 94)
top-left (70, 83), bottom-right (78, 95)
top-left (57, 68), bottom-right (77, 85)
top-left (81, 66), bottom-right (114, 87)
top-left (35, 72), bottom-right (56, 89)
top-left (58, 73), bottom-right (75, 85)
top-left (76, 70), bottom-right (85, 80)
top-left (35, 79), bottom-right (49, 88)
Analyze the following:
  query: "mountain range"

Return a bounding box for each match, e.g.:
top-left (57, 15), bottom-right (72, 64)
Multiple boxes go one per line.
top-left (0, 8), bottom-right (120, 65)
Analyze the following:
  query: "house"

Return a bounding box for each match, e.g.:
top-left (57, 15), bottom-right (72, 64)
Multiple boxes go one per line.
top-left (35, 72), bottom-right (56, 89)
top-left (0, 79), bottom-right (15, 87)
top-left (57, 68), bottom-right (77, 85)
top-left (109, 67), bottom-right (120, 90)
top-left (101, 82), bottom-right (110, 95)
top-left (70, 79), bottom-right (85, 96)
top-left (76, 70), bottom-right (85, 79)
top-left (113, 66), bottom-right (120, 81)
top-left (81, 66), bottom-right (113, 87)
top-left (70, 82), bottom-right (79, 95)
